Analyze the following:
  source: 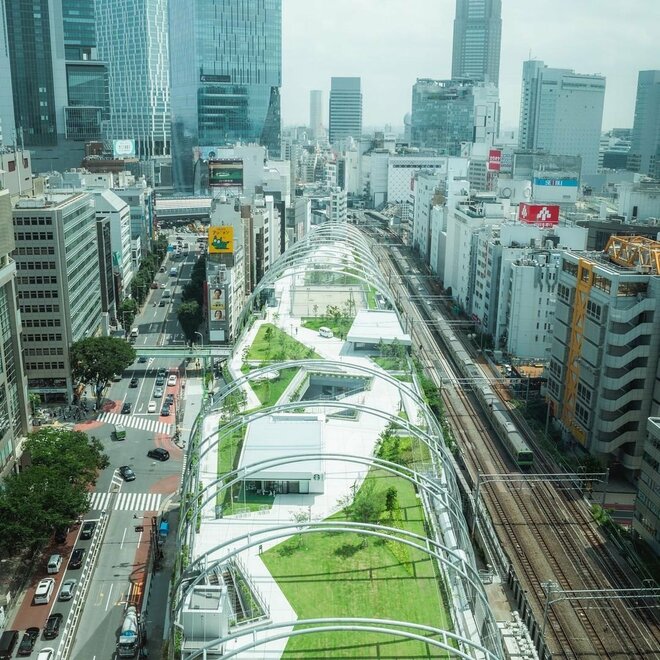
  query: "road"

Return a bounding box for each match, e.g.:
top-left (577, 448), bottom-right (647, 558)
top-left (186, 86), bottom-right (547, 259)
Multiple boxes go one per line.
top-left (10, 234), bottom-right (202, 659)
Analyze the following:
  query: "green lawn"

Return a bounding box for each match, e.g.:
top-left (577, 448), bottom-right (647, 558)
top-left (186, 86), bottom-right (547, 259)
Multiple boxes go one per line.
top-left (216, 425), bottom-right (246, 511)
top-left (261, 470), bottom-right (452, 657)
top-left (250, 367), bottom-right (299, 406)
top-left (372, 356), bottom-right (407, 371)
top-left (246, 323), bottom-right (319, 362)
top-left (302, 317), bottom-right (353, 339)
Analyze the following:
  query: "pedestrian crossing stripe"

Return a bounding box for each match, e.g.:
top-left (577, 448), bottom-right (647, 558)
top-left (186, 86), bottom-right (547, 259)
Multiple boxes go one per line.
top-left (99, 411), bottom-right (171, 435)
top-left (88, 491), bottom-right (162, 512)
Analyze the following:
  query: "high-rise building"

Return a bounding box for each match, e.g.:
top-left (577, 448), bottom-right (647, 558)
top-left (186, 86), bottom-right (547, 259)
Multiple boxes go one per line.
top-left (410, 79), bottom-right (499, 155)
top-left (0, 2), bottom-right (16, 146)
top-left (95, 0), bottom-right (170, 158)
top-left (310, 90), bottom-right (323, 140)
top-left (519, 60), bottom-right (605, 175)
top-left (329, 77), bottom-right (362, 146)
top-left (170, 0), bottom-right (282, 192)
top-left (628, 70), bottom-right (660, 178)
top-left (451, 0), bottom-right (502, 86)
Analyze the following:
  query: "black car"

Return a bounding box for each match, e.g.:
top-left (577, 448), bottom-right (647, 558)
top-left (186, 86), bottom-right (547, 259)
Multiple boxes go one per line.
top-left (159, 300), bottom-right (166, 307)
top-left (129, 377), bottom-right (138, 388)
top-left (155, 376), bottom-right (165, 387)
top-left (157, 368), bottom-right (166, 377)
top-left (43, 613), bottom-right (63, 639)
top-left (147, 447), bottom-right (170, 461)
top-left (138, 356), bottom-right (147, 363)
top-left (17, 627), bottom-right (39, 656)
top-left (121, 402), bottom-right (132, 414)
top-left (119, 465), bottom-right (135, 482)
top-left (69, 547), bottom-right (85, 569)
top-left (160, 404), bottom-right (170, 417)
top-left (80, 520), bottom-right (96, 540)
top-left (165, 393), bottom-right (174, 405)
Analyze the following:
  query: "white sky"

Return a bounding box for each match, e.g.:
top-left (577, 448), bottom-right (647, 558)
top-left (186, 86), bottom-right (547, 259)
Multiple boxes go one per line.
top-left (282, 0), bottom-right (660, 132)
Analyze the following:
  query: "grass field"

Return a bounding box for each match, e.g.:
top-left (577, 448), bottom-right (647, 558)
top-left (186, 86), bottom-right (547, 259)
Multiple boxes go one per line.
top-left (261, 470), bottom-right (453, 658)
top-left (246, 323), bottom-right (319, 362)
top-left (250, 367), bottom-right (299, 406)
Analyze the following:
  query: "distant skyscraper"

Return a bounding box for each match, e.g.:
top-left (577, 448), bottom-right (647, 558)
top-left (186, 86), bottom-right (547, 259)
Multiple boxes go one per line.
top-left (170, 0), bottom-right (282, 192)
top-left (628, 70), bottom-right (660, 178)
top-left (519, 60), bottom-right (605, 175)
top-left (0, 2), bottom-right (16, 146)
top-left (95, 0), bottom-right (170, 158)
top-left (329, 77), bottom-right (362, 145)
top-left (310, 90), bottom-right (323, 140)
top-left (451, 0), bottom-right (502, 86)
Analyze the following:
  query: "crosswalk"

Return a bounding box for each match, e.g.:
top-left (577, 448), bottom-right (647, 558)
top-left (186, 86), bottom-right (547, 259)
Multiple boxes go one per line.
top-left (88, 491), bottom-right (162, 512)
top-left (99, 411), bottom-right (172, 435)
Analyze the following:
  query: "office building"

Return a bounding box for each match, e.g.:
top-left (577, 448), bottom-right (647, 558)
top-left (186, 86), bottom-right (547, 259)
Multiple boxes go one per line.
top-left (0, 2), bottom-right (15, 147)
top-left (13, 193), bottom-right (102, 403)
top-left (95, 0), bottom-right (170, 158)
top-left (518, 60), bottom-right (605, 175)
top-left (451, 0), bottom-right (502, 86)
top-left (628, 70), bottom-right (660, 178)
top-left (410, 79), bottom-right (499, 155)
top-left (547, 237), bottom-right (660, 475)
top-left (329, 77), bottom-right (362, 145)
top-left (310, 90), bottom-right (324, 140)
top-left (635, 417), bottom-right (660, 555)
top-left (170, 0), bottom-right (282, 192)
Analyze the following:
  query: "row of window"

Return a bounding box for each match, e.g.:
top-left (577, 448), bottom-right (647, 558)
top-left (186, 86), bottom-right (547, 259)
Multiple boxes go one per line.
top-left (22, 319), bottom-right (61, 327)
top-left (14, 232), bottom-right (54, 241)
top-left (18, 290), bottom-right (59, 299)
top-left (20, 305), bottom-right (60, 314)
top-left (16, 262), bottom-right (56, 270)
top-left (13, 217), bottom-right (53, 226)
top-left (17, 276), bottom-right (58, 285)
top-left (577, 381), bottom-right (592, 405)
top-left (24, 347), bottom-right (63, 356)
top-left (15, 246), bottom-right (55, 256)
top-left (22, 333), bottom-right (62, 342)
top-left (575, 401), bottom-right (590, 427)
top-left (587, 300), bottom-right (602, 321)
top-left (25, 361), bottom-right (65, 371)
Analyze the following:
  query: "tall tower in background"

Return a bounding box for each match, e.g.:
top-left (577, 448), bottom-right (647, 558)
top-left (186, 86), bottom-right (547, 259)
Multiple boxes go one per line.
top-left (0, 1), bottom-right (16, 146)
top-left (329, 77), bottom-right (362, 146)
top-left (170, 0), bottom-right (282, 192)
top-left (451, 0), bottom-right (502, 86)
top-left (95, 0), bottom-right (170, 159)
top-left (628, 70), bottom-right (660, 178)
top-left (309, 90), bottom-right (323, 140)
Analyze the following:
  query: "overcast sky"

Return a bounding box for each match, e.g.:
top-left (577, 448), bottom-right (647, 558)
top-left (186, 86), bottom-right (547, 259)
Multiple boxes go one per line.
top-left (282, 0), bottom-right (659, 132)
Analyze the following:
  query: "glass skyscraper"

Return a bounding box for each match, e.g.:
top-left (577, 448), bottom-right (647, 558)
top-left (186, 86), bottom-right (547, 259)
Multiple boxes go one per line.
top-left (170, 0), bottom-right (282, 192)
top-left (328, 77), bottom-right (362, 146)
top-left (628, 70), bottom-right (660, 178)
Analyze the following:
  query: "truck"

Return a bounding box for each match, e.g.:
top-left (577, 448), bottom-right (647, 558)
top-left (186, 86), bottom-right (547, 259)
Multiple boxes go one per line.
top-left (117, 605), bottom-right (140, 657)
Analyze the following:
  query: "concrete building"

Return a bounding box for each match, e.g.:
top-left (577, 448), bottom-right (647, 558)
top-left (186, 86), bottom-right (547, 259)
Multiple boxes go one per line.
top-left (329, 188), bottom-right (347, 223)
top-left (635, 417), bottom-right (660, 555)
top-left (309, 90), bottom-right (324, 141)
top-left (628, 71), bottom-right (660, 178)
top-left (616, 180), bottom-right (660, 223)
top-left (519, 60), bottom-right (605, 175)
top-left (95, 0), bottom-right (170, 158)
top-left (451, 0), bottom-right (502, 86)
top-left (410, 79), bottom-right (499, 155)
top-left (547, 237), bottom-right (660, 474)
top-left (329, 77), bottom-right (362, 146)
top-left (13, 193), bottom-right (102, 402)
top-left (0, 186), bottom-right (30, 478)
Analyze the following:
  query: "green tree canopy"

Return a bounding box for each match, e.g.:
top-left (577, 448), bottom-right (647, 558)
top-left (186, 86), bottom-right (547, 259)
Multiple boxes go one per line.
top-left (71, 336), bottom-right (136, 404)
top-left (118, 297), bottom-right (138, 333)
top-left (177, 300), bottom-right (203, 342)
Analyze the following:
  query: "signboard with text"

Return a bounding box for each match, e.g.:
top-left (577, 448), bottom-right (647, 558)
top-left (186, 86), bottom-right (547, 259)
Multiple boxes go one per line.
top-left (208, 159), bottom-right (243, 188)
top-left (518, 203), bottom-right (560, 226)
top-left (487, 149), bottom-right (502, 171)
top-left (112, 139), bottom-right (136, 159)
top-left (208, 226), bottom-right (234, 254)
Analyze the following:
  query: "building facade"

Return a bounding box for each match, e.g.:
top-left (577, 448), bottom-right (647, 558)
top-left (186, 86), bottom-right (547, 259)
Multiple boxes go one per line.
top-left (95, 0), bottom-right (170, 158)
top-left (635, 417), bottom-right (660, 555)
top-left (170, 0), bottom-right (282, 191)
top-left (451, 0), bottom-right (502, 86)
top-left (328, 77), bottom-right (362, 146)
top-left (518, 60), bottom-right (605, 175)
top-left (628, 70), bottom-right (660, 178)
top-left (0, 1), bottom-right (16, 147)
top-left (309, 90), bottom-right (323, 141)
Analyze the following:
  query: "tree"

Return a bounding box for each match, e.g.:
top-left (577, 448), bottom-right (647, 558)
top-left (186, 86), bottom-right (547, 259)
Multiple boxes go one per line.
top-left (71, 337), bottom-right (136, 407)
top-left (118, 297), bottom-right (138, 333)
top-left (264, 326), bottom-right (274, 342)
top-left (347, 480), bottom-right (385, 546)
top-left (177, 300), bottom-right (203, 342)
top-left (291, 510), bottom-right (310, 548)
top-left (385, 487), bottom-right (398, 517)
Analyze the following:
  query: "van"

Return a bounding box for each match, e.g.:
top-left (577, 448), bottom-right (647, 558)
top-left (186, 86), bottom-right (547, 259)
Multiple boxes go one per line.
top-left (34, 577), bottom-right (55, 604)
top-left (0, 630), bottom-right (19, 658)
top-left (162, 289), bottom-right (172, 299)
top-left (169, 267), bottom-right (177, 277)
top-left (318, 327), bottom-right (334, 338)
top-left (111, 424), bottom-right (127, 441)
top-left (47, 553), bottom-right (62, 574)
top-left (130, 327), bottom-right (139, 338)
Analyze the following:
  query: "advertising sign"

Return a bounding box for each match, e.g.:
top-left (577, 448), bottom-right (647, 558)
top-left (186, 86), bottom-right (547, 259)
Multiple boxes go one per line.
top-left (208, 226), bottom-right (234, 254)
top-left (208, 159), bottom-right (243, 188)
top-left (518, 203), bottom-right (560, 226)
top-left (487, 149), bottom-right (502, 172)
top-left (209, 286), bottom-right (226, 322)
top-left (112, 139), bottom-right (136, 159)
top-left (533, 177), bottom-right (579, 187)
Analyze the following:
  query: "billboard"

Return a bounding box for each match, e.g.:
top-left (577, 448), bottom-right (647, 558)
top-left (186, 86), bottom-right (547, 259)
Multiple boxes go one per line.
top-left (533, 177), bottom-right (579, 187)
top-left (208, 226), bottom-right (234, 254)
top-left (518, 203), bottom-right (560, 226)
top-left (208, 159), bottom-right (243, 188)
top-left (112, 139), bottom-right (136, 159)
top-left (209, 286), bottom-right (226, 322)
top-left (487, 149), bottom-right (502, 171)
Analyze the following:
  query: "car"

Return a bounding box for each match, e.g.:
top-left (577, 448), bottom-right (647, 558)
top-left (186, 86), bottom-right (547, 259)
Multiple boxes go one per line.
top-left (37, 650), bottom-right (55, 660)
top-left (121, 402), bottom-right (131, 414)
top-left (160, 404), bottom-right (170, 417)
top-left (157, 368), bottom-right (166, 377)
top-left (167, 374), bottom-right (177, 386)
top-left (69, 547), bottom-right (85, 569)
top-left (165, 393), bottom-right (174, 405)
top-left (33, 578), bottom-right (55, 604)
top-left (147, 447), bottom-right (170, 461)
top-left (150, 281), bottom-right (158, 289)
top-left (58, 578), bottom-right (77, 600)
top-left (147, 401), bottom-right (157, 413)
top-left (112, 373), bottom-right (122, 382)
top-left (119, 465), bottom-right (135, 482)
top-left (129, 377), bottom-right (138, 388)
top-left (160, 283), bottom-right (166, 289)
top-left (17, 627), bottom-right (39, 656)
top-left (153, 386), bottom-right (164, 398)
top-left (43, 613), bottom-right (63, 639)
top-left (80, 520), bottom-right (96, 540)
top-left (155, 376), bottom-right (165, 387)
top-left (138, 356), bottom-right (147, 363)
top-left (159, 300), bottom-right (166, 307)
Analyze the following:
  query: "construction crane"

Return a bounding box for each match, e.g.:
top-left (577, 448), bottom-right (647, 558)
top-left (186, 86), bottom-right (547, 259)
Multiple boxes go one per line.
top-left (604, 235), bottom-right (660, 274)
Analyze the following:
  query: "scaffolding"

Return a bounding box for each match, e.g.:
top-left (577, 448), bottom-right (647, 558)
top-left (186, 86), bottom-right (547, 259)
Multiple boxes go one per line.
top-left (604, 235), bottom-right (660, 274)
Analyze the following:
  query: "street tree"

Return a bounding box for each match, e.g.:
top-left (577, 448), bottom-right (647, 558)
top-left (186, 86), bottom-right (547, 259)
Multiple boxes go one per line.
top-left (177, 300), bottom-right (203, 342)
top-left (118, 297), bottom-right (138, 333)
top-left (71, 336), bottom-right (136, 406)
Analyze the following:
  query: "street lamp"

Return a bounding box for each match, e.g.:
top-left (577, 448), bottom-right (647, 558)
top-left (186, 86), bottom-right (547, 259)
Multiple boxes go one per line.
top-left (194, 331), bottom-right (203, 348)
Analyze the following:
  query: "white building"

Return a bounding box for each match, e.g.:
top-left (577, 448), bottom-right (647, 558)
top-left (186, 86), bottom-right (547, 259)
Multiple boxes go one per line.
top-left (616, 180), bottom-right (660, 222)
top-left (330, 188), bottom-right (347, 223)
top-left (519, 60), bottom-right (605, 175)
top-left (309, 89), bottom-right (324, 140)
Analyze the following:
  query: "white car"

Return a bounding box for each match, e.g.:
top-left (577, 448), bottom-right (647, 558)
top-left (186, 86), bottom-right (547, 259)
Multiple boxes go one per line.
top-left (147, 401), bottom-right (157, 413)
top-left (37, 650), bottom-right (55, 660)
top-left (167, 374), bottom-right (177, 386)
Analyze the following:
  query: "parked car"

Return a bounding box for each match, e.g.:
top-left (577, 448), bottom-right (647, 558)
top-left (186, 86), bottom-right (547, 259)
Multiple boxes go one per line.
top-left (160, 404), bottom-right (170, 417)
top-left (148, 401), bottom-right (157, 413)
top-left (69, 548), bottom-right (85, 569)
top-left (165, 393), bottom-right (174, 405)
top-left (17, 627), bottom-right (39, 656)
top-left (119, 465), bottom-right (136, 482)
top-left (167, 374), bottom-right (177, 387)
top-left (121, 402), bottom-right (131, 414)
top-left (58, 578), bottom-right (77, 601)
top-left (80, 520), bottom-right (96, 540)
top-left (129, 377), bottom-right (138, 388)
top-left (147, 447), bottom-right (170, 461)
top-left (43, 614), bottom-right (63, 639)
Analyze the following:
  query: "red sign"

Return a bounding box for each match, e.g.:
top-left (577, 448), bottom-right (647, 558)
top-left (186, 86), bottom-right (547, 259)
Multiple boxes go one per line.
top-left (518, 203), bottom-right (559, 226)
top-left (488, 149), bottom-right (502, 171)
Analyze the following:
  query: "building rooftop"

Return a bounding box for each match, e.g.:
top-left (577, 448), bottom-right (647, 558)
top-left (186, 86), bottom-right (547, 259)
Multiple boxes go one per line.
top-left (14, 192), bottom-right (85, 209)
top-left (347, 309), bottom-right (412, 346)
